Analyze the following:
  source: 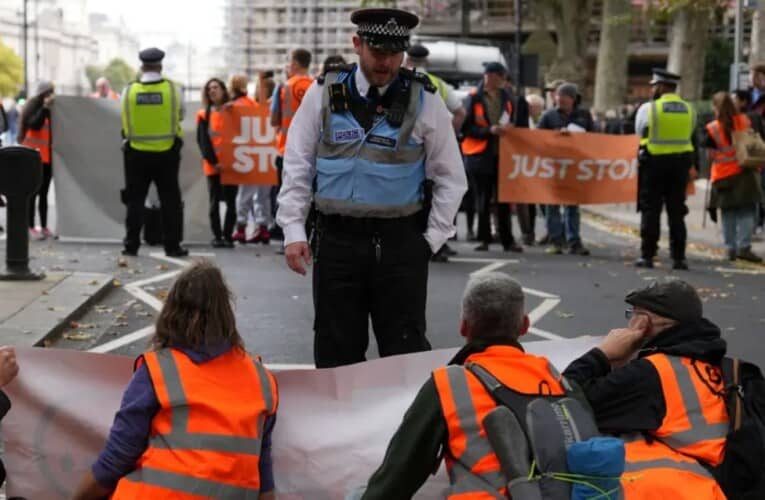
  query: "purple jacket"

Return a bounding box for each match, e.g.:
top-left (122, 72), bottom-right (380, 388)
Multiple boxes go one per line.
top-left (92, 344), bottom-right (276, 492)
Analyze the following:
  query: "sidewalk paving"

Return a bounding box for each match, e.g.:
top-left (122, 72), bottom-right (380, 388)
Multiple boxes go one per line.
top-left (582, 179), bottom-right (765, 258)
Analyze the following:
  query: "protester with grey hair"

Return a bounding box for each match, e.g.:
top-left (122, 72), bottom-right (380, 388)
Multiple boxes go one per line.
top-left (362, 272), bottom-right (567, 498)
top-left (537, 82), bottom-right (594, 256)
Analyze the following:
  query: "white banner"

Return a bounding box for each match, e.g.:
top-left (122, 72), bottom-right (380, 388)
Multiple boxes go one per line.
top-left (1, 337), bottom-right (600, 499)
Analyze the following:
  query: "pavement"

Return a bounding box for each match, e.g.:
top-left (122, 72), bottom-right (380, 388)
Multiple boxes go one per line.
top-left (582, 179), bottom-right (765, 259)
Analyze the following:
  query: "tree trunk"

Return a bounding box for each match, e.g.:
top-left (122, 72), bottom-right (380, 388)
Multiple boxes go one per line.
top-left (751, 1), bottom-right (765, 65)
top-left (667, 5), bottom-right (711, 101)
top-left (544, 0), bottom-right (594, 88)
top-left (593, 0), bottom-right (632, 112)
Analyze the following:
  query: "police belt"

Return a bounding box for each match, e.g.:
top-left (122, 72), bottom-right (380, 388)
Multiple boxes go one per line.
top-left (317, 211), bottom-right (424, 235)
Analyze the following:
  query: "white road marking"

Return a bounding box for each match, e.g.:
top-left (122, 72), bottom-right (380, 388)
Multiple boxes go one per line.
top-left (127, 270), bottom-right (182, 289)
top-left (527, 297), bottom-right (561, 324)
top-left (714, 266), bottom-right (765, 275)
top-left (148, 252), bottom-right (192, 268)
top-left (266, 363), bottom-right (315, 370)
top-left (528, 327), bottom-right (566, 341)
top-left (89, 325), bottom-right (154, 353)
top-left (124, 285), bottom-right (164, 311)
top-left (450, 257), bottom-right (519, 265)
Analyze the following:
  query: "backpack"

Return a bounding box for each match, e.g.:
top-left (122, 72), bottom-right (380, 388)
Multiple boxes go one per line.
top-left (714, 357), bottom-right (765, 499)
top-left (467, 363), bottom-right (624, 500)
top-left (732, 126), bottom-right (765, 168)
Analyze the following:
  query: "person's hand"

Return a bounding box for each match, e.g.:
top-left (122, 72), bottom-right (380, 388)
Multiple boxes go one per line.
top-left (490, 125), bottom-right (501, 135)
top-left (559, 128), bottom-right (571, 136)
top-left (213, 163), bottom-right (223, 172)
top-left (0, 346), bottom-right (19, 387)
top-left (598, 316), bottom-right (649, 367)
top-left (689, 166), bottom-right (698, 181)
top-left (43, 95), bottom-right (55, 107)
top-left (285, 242), bottom-right (312, 275)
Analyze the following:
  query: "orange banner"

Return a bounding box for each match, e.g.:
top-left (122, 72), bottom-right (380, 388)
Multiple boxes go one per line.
top-left (498, 128), bottom-right (641, 204)
top-left (219, 104), bottom-right (279, 186)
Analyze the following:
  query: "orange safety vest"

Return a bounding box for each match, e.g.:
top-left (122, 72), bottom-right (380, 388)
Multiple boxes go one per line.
top-left (706, 114), bottom-right (750, 183)
top-left (645, 353), bottom-right (729, 466)
top-left (111, 347), bottom-right (278, 499)
top-left (196, 107), bottom-right (225, 177)
top-left (276, 74), bottom-right (314, 155)
top-left (22, 116), bottom-right (51, 164)
top-left (432, 345), bottom-right (565, 499)
top-left (621, 435), bottom-right (726, 499)
top-left (460, 90), bottom-right (513, 156)
top-left (91, 90), bottom-right (120, 100)
top-left (233, 95), bottom-right (256, 107)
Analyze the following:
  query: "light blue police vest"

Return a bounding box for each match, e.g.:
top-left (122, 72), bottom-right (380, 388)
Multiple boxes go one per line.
top-left (315, 68), bottom-right (426, 218)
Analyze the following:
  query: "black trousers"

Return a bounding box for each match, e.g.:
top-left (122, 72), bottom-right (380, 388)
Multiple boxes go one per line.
top-left (470, 170), bottom-right (515, 247)
top-left (312, 212), bottom-right (431, 368)
top-left (122, 145), bottom-right (183, 252)
top-left (29, 162), bottom-right (52, 228)
top-left (270, 156), bottom-right (283, 225)
top-left (206, 174), bottom-right (238, 241)
top-left (517, 204), bottom-right (537, 239)
top-left (638, 153), bottom-right (691, 261)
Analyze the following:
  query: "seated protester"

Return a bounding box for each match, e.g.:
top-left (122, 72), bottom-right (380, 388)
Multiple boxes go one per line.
top-left (563, 279), bottom-right (727, 499)
top-left (73, 260), bottom-right (278, 500)
top-left (0, 346), bottom-right (18, 487)
top-left (362, 273), bottom-right (568, 499)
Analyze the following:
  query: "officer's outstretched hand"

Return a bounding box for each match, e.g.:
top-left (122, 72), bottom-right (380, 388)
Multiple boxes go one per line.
top-left (285, 242), bottom-right (312, 276)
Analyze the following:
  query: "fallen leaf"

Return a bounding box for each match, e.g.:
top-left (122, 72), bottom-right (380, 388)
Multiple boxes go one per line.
top-left (113, 279), bottom-right (122, 287)
top-left (69, 258), bottom-right (79, 263)
top-left (115, 314), bottom-right (128, 321)
top-left (156, 290), bottom-right (168, 300)
top-left (137, 312), bottom-right (152, 317)
top-left (69, 321), bottom-right (80, 329)
top-left (115, 322), bottom-right (129, 327)
top-left (117, 258), bottom-right (128, 268)
top-left (725, 327), bottom-right (736, 332)
top-left (555, 311), bottom-right (575, 319)
top-left (47, 306), bottom-right (65, 312)
top-left (62, 332), bottom-right (93, 341)
top-left (88, 280), bottom-right (99, 285)
top-left (727, 283), bottom-right (735, 288)
top-left (156, 264), bottom-right (169, 271)
top-left (41, 290), bottom-right (49, 295)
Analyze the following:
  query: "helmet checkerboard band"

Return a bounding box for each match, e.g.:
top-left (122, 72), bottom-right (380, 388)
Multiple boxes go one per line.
top-left (357, 19), bottom-right (410, 38)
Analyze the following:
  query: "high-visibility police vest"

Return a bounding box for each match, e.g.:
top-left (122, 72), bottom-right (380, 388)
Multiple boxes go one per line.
top-left (425, 73), bottom-right (449, 102)
top-left (195, 107), bottom-right (225, 177)
top-left (315, 68), bottom-right (426, 218)
top-left (122, 79), bottom-right (182, 153)
top-left (22, 116), bottom-right (51, 164)
top-left (276, 74), bottom-right (314, 155)
top-left (111, 347), bottom-right (278, 499)
top-left (639, 93), bottom-right (695, 156)
top-left (645, 353), bottom-right (729, 466)
top-left (432, 345), bottom-right (566, 499)
top-left (621, 435), bottom-right (726, 499)
top-left (706, 114), bottom-right (750, 183)
top-left (460, 89), bottom-right (513, 156)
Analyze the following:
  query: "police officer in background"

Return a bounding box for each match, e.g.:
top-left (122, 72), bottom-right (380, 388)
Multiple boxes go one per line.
top-left (120, 48), bottom-right (187, 257)
top-left (276, 8), bottom-right (467, 368)
top-left (634, 69), bottom-right (696, 270)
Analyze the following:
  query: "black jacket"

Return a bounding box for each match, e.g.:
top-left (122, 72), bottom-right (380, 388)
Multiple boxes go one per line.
top-left (537, 106), bottom-right (595, 132)
top-left (563, 318), bottom-right (726, 434)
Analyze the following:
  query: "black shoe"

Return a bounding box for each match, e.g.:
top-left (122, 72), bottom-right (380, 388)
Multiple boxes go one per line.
top-left (121, 248), bottom-right (138, 257)
top-left (672, 259), bottom-right (689, 270)
top-left (467, 229), bottom-right (476, 241)
top-left (727, 249), bottom-right (737, 262)
top-left (634, 258), bottom-right (654, 268)
top-left (522, 234), bottom-right (535, 246)
top-left (165, 247), bottom-right (189, 257)
top-left (503, 242), bottom-right (524, 253)
top-left (431, 249), bottom-right (449, 262)
top-left (737, 247), bottom-right (763, 263)
top-left (211, 238), bottom-right (227, 248)
top-left (568, 242), bottom-right (590, 256)
top-left (474, 243), bottom-right (489, 251)
top-left (223, 239), bottom-right (235, 249)
top-left (442, 244), bottom-right (458, 257)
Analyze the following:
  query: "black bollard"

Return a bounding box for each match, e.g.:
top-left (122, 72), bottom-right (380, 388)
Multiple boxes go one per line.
top-left (0, 146), bottom-right (44, 280)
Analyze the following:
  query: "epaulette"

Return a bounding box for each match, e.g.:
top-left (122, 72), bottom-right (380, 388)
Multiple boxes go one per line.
top-left (317, 63), bottom-right (356, 85)
top-left (398, 67), bottom-right (437, 93)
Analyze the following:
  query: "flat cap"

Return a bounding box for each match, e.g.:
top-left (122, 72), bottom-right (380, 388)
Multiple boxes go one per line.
top-left (484, 62), bottom-right (507, 75)
top-left (556, 82), bottom-right (579, 99)
top-left (625, 279), bottom-right (703, 323)
top-left (351, 8), bottom-right (419, 53)
top-left (649, 68), bottom-right (681, 86)
top-left (407, 43), bottom-right (429, 59)
top-left (139, 47), bottom-right (165, 64)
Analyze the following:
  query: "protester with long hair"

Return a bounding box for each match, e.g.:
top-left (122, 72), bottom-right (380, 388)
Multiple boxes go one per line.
top-left (197, 78), bottom-right (237, 248)
top-left (706, 91), bottom-right (764, 262)
top-left (18, 81), bottom-right (55, 239)
top-left (72, 260), bottom-right (278, 500)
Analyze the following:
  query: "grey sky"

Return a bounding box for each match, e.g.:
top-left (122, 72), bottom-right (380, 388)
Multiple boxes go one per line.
top-left (86, 0), bottom-right (225, 48)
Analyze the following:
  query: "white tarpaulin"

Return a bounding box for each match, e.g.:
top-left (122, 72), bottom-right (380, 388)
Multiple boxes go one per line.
top-left (1, 337), bottom-right (600, 499)
top-left (51, 96), bottom-right (211, 242)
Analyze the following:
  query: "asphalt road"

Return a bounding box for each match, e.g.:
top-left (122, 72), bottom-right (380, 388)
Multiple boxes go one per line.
top-left (30, 214), bottom-right (765, 369)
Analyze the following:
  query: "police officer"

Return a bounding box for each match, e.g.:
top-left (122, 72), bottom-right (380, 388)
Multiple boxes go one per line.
top-left (276, 8), bottom-right (467, 368)
top-left (634, 69), bottom-right (696, 270)
top-left (121, 48), bottom-right (187, 257)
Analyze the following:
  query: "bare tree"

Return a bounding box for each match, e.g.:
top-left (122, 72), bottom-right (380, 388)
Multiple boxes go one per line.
top-left (532, 0), bottom-right (595, 88)
top-left (665, 1), bottom-right (716, 100)
top-left (593, 0), bottom-right (632, 112)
